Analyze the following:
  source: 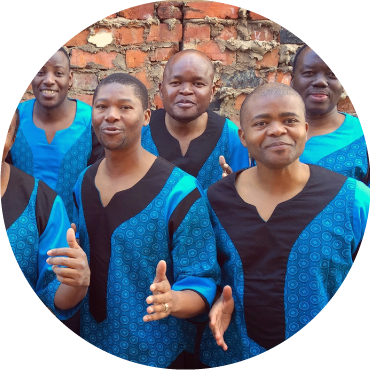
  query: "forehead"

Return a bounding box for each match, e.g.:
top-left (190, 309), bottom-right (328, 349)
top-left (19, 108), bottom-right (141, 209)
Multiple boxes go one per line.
top-left (165, 53), bottom-right (212, 80)
top-left (95, 83), bottom-right (139, 102)
top-left (244, 94), bottom-right (305, 121)
top-left (43, 50), bottom-right (69, 68)
top-left (297, 48), bottom-right (329, 70)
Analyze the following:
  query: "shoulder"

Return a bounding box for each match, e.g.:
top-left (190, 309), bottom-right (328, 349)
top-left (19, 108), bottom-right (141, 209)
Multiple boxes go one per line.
top-left (36, 179), bottom-right (58, 205)
top-left (75, 99), bottom-right (92, 112)
top-left (149, 108), bottom-right (166, 125)
top-left (207, 110), bottom-right (227, 127)
top-left (207, 171), bottom-right (237, 205)
top-left (18, 99), bottom-right (35, 117)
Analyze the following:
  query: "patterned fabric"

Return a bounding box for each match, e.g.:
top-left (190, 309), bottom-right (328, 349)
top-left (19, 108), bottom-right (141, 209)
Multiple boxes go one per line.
top-left (200, 170), bottom-right (369, 367)
top-left (73, 160), bottom-right (220, 367)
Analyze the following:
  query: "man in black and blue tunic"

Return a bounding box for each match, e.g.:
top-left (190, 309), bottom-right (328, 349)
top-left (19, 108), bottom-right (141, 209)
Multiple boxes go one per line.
top-left (200, 83), bottom-right (370, 366)
top-left (73, 73), bottom-right (220, 368)
top-left (141, 50), bottom-right (249, 189)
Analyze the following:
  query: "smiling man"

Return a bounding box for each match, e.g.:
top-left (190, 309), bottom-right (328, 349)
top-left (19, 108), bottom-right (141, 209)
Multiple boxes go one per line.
top-left (141, 50), bottom-right (249, 189)
top-left (291, 45), bottom-right (369, 184)
top-left (199, 83), bottom-right (370, 366)
top-left (7, 48), bottom-right (104, 221)
top-left (73, 73), bottom-right (220, 368)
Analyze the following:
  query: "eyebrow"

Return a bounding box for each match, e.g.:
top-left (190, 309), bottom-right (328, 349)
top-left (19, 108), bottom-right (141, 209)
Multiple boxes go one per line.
top-left (94, 98), bottom-right (135, 104)
top-left (252, 112), bottom-right (300, 120)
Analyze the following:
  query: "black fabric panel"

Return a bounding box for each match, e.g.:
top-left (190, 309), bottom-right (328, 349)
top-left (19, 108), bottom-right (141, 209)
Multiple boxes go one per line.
top-left (168, 188), bottom-right (201, 242)
top-left (207, 165), bottom-right (347, 350)
top-left (5, 151), bottom-right (13, 165)
top-left (149, 109), bottom-right (225, 177)
top-left (2, 165), bottom-right (35, 230)
top-left (87, 126), bottom-right (105, 166)
top-left (167, 350), bottom-right (210, 369)
top-left (36, 180), bottom-right (58, 237)
top-left (82, 157), bottom-right (174, 323)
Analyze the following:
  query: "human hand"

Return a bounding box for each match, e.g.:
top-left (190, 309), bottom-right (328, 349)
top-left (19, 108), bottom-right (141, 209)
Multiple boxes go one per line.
top-left (219, 156), bottom-right (233, 178)
top-left (143, 260), bottom-right (172, 322)
top-left (209, 285), bottom-right (234, 351)
top-left (47, 227), bottom-right (90, 288)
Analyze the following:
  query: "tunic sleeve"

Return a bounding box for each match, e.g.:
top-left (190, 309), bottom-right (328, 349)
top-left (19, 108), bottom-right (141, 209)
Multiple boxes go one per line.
top-left (168, 180), bottom-right (220, 320)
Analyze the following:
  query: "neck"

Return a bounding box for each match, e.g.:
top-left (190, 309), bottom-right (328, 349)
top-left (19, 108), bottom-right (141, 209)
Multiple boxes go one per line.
top-left (1, 161), bottom-right (10, 198)
top-left (252, 160), bottom-right (309, 195)
top-left (165, 111), bottom-right (208, 138)
top-left (306, 108), bottom-right (344, 138)
top-left (34, 98), bottom-right (74, 124)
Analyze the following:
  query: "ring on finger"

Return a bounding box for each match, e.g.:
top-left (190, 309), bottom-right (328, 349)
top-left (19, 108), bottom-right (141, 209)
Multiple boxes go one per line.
top-left (162, 303), bottom-right (169, 313)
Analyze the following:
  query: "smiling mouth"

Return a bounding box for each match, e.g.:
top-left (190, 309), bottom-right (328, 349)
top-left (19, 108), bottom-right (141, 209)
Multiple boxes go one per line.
top-left (41, 89), bottom-right (57, 96)
top-left (265, 142), bottom-right (292, 149)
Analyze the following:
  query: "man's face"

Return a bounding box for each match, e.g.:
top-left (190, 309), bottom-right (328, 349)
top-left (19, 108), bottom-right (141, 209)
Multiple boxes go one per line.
top-left (239, 94), bottom-right (308, 169)
top-left (92, 83), bottom-right (150, 151)
top-left (291, 48), bottom-right (343, 117)
top-left (159, 53), bottom-right (215, 123)
top-left (2, 113), bottom-right (17, 162)
top-left (31, 50), bottom-right (72, 109)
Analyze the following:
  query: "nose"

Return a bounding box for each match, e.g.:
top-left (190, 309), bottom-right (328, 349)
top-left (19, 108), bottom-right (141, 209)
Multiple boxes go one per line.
top-left (312, 72), bottom-right (328, 87)
top-left (43, 71), bottom-right (55, 86)
top-left (105, 107), bottom-right (120, 123)
top-left (179, 82), bottom-right (194, 95)
top-left (267, 121), bottom-right (287, 136)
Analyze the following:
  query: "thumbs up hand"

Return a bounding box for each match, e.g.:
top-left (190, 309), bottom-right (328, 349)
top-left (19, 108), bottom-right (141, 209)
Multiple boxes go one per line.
top-left (143, 260), bottom-right (172, 322)
top-left (219, 155), bottom-right (233, 178)
top-left (47, 226), bottom-right (90, 288)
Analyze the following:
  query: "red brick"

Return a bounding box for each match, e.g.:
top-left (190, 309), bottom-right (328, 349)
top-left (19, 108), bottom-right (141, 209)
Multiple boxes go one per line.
top-left (191, 41), bottom-right (235, 65)
top-left (105, 13), bottom-right (117, 19)
top-left (184, 24), bottom-right (211, 41)
top-left (184, 2), bottom-right (239, 19)
top-left (114, 27), bottom-right (145, 45)
top-left (338, 96), bottom-right (356, 114)
top-left (157, 2), bottom-right (183, 20)
top-left (64, 29), bottom-right (89, 47)
top-left (72, 94), bottom-right (93, 106)
top-left (71, 49), bottom-right (117, 69)
top-left (72, 73), bottom-right (98, 90)
top-left (21, 92), bottom-right (35, 102)
top-left (153, 94), bottom-right (164, 109)
top-left (147, 23), bottom-right (182, 42)
top-left (249, 11), bottom-right (269, 20)
top-left (126, 50), bottom-right (148, 68)
top-left (119, 3), bottom-right (155, 20)
top-left (256, 49), bottom-right (280, 69)
top-left (133, 71), bottom-right (153, 89)
top-left (150, 47), bottom-right (179, 61)
top-left (217, 26), bottom-right (237, 41)
top-left (277, 71), bottom-right (292, 85)
top-left (234, 94), bottom-right (247, 110)
top-left (267, 71), bottom-right (277, 82)
top-left (249, 25), bottom-right (274, 42)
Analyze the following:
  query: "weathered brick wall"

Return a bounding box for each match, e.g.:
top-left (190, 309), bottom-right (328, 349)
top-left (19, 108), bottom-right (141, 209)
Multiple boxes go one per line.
top-left (22, 1), bottom-right (355, 126)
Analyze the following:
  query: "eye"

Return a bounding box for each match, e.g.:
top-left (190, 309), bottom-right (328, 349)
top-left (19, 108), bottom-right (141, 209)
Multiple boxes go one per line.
top-left (284, 118), bottom-right (298, 125)
top-left (36, 71), bottom-right (44, 76)
top-left (194, 81), bottom-right (206, 87)
top-left (301, 70), bottom-right (315, 77)
top-left (95, 104), bottom-right (107, 109)
top-left (121, 105), bottom-right (132, 110)
top-left (253, 121), bottom-right (267, 128)
top-left (55, 71), bottom-right (64, 77)
top-left (169, 81), bottom-right (180, 86)
top-left (327, 71), bottom-right (337, 79)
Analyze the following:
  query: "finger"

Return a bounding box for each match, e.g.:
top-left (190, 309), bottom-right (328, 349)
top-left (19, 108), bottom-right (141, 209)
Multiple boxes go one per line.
top-left (223, 285), bottom-right (233, 301)
top-left (219, 155), bottom-right (226, 167)
top-left (146, 303), bottom-right (169, 315)
top-left (47, 247), bottom-right (79, 257)
top-left (52, 266), bottom-right (77, 279)
top-left (146, 291), bottom-right (171, 305)
top-left (149, 280), bottom-right (170, 294)
top-left (55, 275), bottom-right (80, 287)
top-left (154, 260), bottom-right (167, 283)
top-left (66, 228), bottom-right (80, 250)
top-left (143, 311), bottom-right (167, 322)
top-left (71, 223), bottom-right (77, 233)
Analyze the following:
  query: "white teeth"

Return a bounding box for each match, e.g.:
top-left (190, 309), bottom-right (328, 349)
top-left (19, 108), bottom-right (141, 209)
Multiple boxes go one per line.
top-left (42, 90), bottom-right (56, 95)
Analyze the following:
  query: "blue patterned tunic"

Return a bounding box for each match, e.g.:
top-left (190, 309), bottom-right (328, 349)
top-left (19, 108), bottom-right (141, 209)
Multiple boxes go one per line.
top-left (142, 109), bottom-right (249, 189)
top-left (8, 99), bottom-right (104, 221)
top-left (73, 157), bottom-right (220, 367)
top-left (300, 113), bottom-right (368, 184)
top-left (200, 165), bottom-right (370, 366)
top-left (2, 165), bottom-right (78, 320)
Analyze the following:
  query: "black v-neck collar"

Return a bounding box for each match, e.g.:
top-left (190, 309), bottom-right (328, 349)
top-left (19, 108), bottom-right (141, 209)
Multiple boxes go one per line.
top-left (149, 109), bottom-right (226, 177)
top-left (82, 156), bottom-right (175, 323)
top-left (208, 164), bottom-right (347, 350)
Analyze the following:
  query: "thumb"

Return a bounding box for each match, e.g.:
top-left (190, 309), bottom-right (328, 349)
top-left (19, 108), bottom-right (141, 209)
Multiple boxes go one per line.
top-left (66, 228), bottom-right (80, 249)
top-left (155, 260), bottom-right (167, 283)
top-left (219, 155), bottom-right (226, 167)
top-left (70, 223), bottom-right (77, 234)
top-left (222, 285), bottom-right (233, 302)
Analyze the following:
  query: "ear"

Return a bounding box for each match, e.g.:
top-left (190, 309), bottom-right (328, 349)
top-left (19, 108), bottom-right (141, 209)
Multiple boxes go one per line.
top-left (68, 70), bottom-right (73, 89)
top-left (238, 128), bottom-right (248, 148)
top-left (209, 84), bottom-right (216, 103)
top-left (143, 108), bottom-right (151, 127)
top-left (158, 82), bottom-right (163, 101)
top-left (290, 74), bottom-right (295, 88)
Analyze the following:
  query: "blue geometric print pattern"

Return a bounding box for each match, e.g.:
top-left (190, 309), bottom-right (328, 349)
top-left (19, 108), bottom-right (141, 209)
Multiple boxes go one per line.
top-left (316, 136), bottom-right (368, 181)
top-left (55, 125), bottom-right (92, 221)
top-left (11, 129), bottom-right (34, 176)
top-left (201, 179), bottom-right (357, 367)
top-left (141, 126), bottom-right (159, 156)
top-left (75, 167), bottom-right (219, 368)
top-left (197, 123), bottom-right (231, 189)
top-left (6, 179), bottom-right (60, 312)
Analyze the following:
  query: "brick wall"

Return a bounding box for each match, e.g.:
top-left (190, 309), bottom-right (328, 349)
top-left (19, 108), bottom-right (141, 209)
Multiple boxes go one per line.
top-left (22, 1), bottom-right (355, 126)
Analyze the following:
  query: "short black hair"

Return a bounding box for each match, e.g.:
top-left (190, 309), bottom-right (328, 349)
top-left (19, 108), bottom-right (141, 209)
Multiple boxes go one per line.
top-left (240, 82), bottom-right (305, 128)
top-left (58, 47), bottom-right (71, 70)
top-left (93, 73), bottom-right (149, 110)
top-left (292, 44), bottom-right (309, 75)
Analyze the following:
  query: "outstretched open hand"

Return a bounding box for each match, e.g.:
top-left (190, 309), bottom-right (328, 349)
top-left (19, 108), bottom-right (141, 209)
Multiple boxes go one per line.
top-left (209, 285), bottom-right (234, 351)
